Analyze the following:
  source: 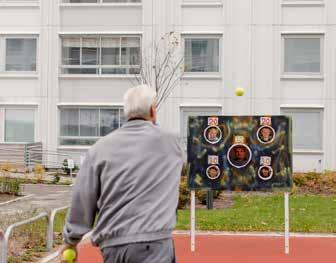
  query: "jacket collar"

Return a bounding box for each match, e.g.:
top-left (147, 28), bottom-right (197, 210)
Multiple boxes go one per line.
top-left (121, 119), bottom-right (154, 128)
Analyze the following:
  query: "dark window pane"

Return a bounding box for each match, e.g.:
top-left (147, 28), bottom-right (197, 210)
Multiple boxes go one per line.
top-left (100, 109), bottom-right (119, 136)
top-left (5, 109), bottom-right (35, 143)
top-left (62, 38), bottom-right (80, 65)
top-left (6, 38), bottom-right (37, 71)
top-left (101, 68), bottom-right (127, 74)
top-left (60, 138), bottom-right (98, 146)
top-left (102, 37), bottom-right (120, 65)
top-left (61, 109), bottom-right (79, 136)
top-left (184, 38), bottom-right (219, 72)
top-left (80, 109), bottom-right (99, 136)
top-left (121, 37), bottom-right (140, 65)
top-left (82, 38), bottom-right (99, 65)
top-left (284, 38), bottom-right (320, 73)
top-left (62, 47), bottom-right (80, 65)
top-left (102, 48), bottom-right (120, 65)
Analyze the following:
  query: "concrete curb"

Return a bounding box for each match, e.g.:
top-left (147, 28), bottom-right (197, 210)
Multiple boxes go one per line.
top-left (40, 251), bottom-right (60, 263)
top-left (173, 230), bottom-right (336, 238)
top-left (0, 194), bottom-right (34, 207)
top-left (22, 184), bottom-right (73, 187)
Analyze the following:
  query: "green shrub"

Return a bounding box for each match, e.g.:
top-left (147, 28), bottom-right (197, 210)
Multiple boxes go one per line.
top-left (0, 161), bottom-right (13, 172)
top-left (293, 171), bottom-right (336, 195)
top-left (0, 177), bottom-right (22, 195)
top-left (196, 189), bottom-right (208, 205)
top-left (196, 189), bottom-right (222, 205)
top-left (62, 159), bottom-right (79, 175)
top-left (52, 174), bottom-right (61, 184)
top-left (178, 177), bottom-right (189, 209)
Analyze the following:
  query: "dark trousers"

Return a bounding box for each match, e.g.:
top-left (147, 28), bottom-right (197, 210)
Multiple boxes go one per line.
top-left (101, 238), bottom-right (176, 263)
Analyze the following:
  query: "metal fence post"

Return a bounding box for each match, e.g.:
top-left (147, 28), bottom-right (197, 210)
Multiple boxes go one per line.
top-left (24, 145), bottom-right (28, 171)
top-left (2, 212), bottom-right (49, 263)
top-left (24, 146), bottom-right (32, 173)
top-left (47, 214), bottom-right (52, 252)
top-left (47, 206), bottom-right (69, 251)
top-left (206, 190), bottom-right (213, 210)
top-left (0, 231), bottom-right (6, 263)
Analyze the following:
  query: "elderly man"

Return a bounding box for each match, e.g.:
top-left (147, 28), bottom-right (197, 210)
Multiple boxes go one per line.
top-left (62, 85), bottom-right (185, 263)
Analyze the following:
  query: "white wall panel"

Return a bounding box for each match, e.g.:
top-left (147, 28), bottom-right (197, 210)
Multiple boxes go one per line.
top-left (0, 79), bottom-right (39, 99)
top-left (60, 6), bottom-right (142, 32)
top-left (59, 79), bottom-right (133, 102)
top-left (182, 7), bottom-right (223, 27)
top-left (253, 0), bottom-right (276, 25)
top-left (281, 80), bottom-right (324, 100)
top-left (0, 8), bottom-right (40, 31)
top-left (282, 6), bottom-right (324, 25)
top-left (293, 154), bottom-right (323, 172)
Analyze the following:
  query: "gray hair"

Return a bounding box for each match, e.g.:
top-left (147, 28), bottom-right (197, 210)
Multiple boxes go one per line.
top-left (123, 85), bottom-right (157, 120)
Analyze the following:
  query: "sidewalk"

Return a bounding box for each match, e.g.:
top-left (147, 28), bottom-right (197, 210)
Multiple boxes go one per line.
top-left (75, 234), bottom-right (336, 263)
top-left (0, 184), bottom-right (71, 230)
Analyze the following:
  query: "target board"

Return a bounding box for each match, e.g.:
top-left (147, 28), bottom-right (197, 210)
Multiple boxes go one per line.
top-left (187, 116), bottom-right (293, 191)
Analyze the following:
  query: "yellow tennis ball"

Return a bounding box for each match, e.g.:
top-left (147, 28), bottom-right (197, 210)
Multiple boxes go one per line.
top-left (235, 87), bottom-right (245, 96)
top-left (62, 249), bottom-right (76, 263)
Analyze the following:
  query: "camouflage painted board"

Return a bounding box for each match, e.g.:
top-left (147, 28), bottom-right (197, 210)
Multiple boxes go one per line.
top-left (187, 116), bottom-right (293, 191)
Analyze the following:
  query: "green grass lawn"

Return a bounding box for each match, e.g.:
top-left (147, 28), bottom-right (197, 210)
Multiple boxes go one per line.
top-left (176, 194), bottom-right (336, 233)
top-left (7, 210), bottom-right (68, 263)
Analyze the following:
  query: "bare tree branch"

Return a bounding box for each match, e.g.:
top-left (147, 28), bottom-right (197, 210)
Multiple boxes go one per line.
top-left (131, 32), bottom-right (184, 111)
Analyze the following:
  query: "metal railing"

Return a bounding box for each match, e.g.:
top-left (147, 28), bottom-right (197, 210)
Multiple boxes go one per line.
top-left (0, 146), bottom-right (83, 172)
top-left (0, 206), bottom-right (69, 263)
top-left (47, 206), bottom-right (69, 251)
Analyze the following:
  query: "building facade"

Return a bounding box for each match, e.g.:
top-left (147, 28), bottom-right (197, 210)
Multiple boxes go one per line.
top-left (0, 0), bottom-right (333, 172)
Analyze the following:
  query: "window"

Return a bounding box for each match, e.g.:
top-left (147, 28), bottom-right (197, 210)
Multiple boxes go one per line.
top-left (62, 0), bottom-right (141, 3)
top-left (281, 108), bottom-right (323, 151)
top-left (5, 109), bottom-right (35, 143)
top-left (282, 0), bottom-right (323, 2)
top-left (59, 107), bottom-right (124, 145)
top-left (0, 0), bottom-right (39, 3)
top-left (183, 0), bottom-right (221, 2)
top-left (180, 106), bottom-right (222, 147)
top-left (282, 35), bottom-right (323, 76)
top-left (5, 38), bottom-right (37, 72)
top-left (184, 37), bottom-right (220, 73)
top-left (61, 36), bottom-right (141, 75)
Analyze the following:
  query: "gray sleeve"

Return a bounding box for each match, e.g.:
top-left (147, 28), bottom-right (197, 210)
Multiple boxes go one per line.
top-left (63, 152), bottom-right (100, 245)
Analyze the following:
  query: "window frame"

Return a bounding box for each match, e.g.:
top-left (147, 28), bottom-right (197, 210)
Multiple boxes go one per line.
top-left (281, 34), bottom-right (324, 79)
top-left (281, 0), bottom-right (324, 7)
top-left (58, 106), bottom-right (124, 146)
top-left (0, 106), bottom-right (37, 144)
top-left (0, 0), bottom-right (40, 7)
top-left (182, 34), bottom-right (222, 77)
top-left (2, 35), bottom-right (39, 74)
top-left (60, 35), bottom-right (142, 76)
top-left (280, 106), bottom-right (324, 153)
top-left (60, 0), bottom-right (142, 5)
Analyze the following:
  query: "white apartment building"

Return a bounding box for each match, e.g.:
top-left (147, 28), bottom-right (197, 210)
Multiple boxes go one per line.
top-left (0, 0), bottom-right (334, 172)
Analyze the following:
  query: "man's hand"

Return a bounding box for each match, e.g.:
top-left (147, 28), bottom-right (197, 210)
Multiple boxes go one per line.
top-left (60, 243), bottom-right (78, 263)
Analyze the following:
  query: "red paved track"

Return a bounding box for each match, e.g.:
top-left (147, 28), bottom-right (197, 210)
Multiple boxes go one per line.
top-left (77, 235), bottom-right (336, 263)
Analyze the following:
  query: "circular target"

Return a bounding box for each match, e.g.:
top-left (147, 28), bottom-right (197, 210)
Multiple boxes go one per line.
top-left (258, 166), bottom-right (273, 181)
top-left (227, 144), bottom-right (252, 168)
top-left (204, 126), bottom-right (222, 144)
top-left (206, 165), bottom-right (220, 180)
top-left (257, 125), bottom-right (275, 144)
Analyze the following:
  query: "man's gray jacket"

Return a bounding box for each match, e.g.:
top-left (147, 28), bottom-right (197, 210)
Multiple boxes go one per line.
top-left (63, 120), bottom-right (185, 249)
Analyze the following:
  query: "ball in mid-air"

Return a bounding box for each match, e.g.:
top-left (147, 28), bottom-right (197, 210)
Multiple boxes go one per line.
top-left (235, 87), bottom-right (245, 96)
top-left (62, 249), bottom-right (76, 262)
